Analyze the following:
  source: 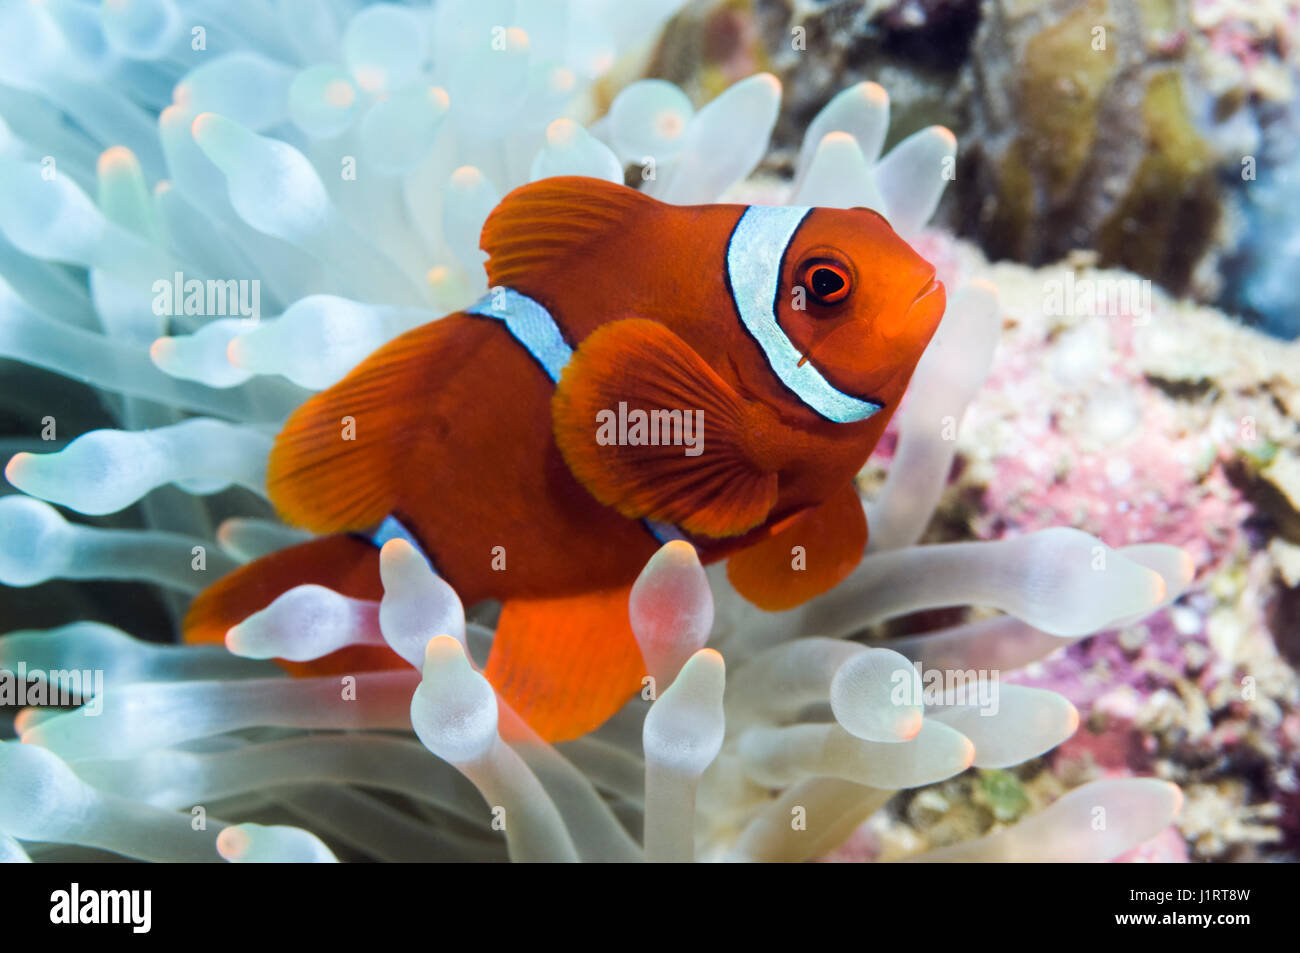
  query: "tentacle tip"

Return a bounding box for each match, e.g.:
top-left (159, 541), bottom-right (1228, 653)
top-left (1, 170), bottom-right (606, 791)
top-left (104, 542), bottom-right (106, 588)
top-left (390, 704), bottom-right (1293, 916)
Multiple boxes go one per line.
top-left (450, 165), bottom-right (483, 189)
top-left (190, 111), bottom-right (217, 141)
top-left (546, 117), bottom-right (579, 145)
top-left (694, 647), bottom-right (725, 671)
top-left (216, 826), bottom-right (251, 861)
top-left (378, 537), bottom-right (419, 571)
top-left (12, 709), bottom-right (41, 735)
top-left (861, 81), bottom-right (888, 104)
top-left (819, 130), bottom-right (857, 149)
top-left (504, 26), bottom-right (530, 52)
top-left (148, 336), bottom-right (173, 364)
top-left (323, 79), bottom-right (357, 109)
top-left (223, 624), bottom-right (247, 656)
top-left (657, 538), bottom-right (700, 566)
top-left (960, 736), bottom-right (976, 770)
top-left (96, 146), bottom-right (136, 175)
top-left (754, 72), bottom-right (782, 95)
top-left (1150, 572), bottom-right (1168, 607)
top-left (1165, 781), bottom-right (1184, 819)
top-left (1065, 703), bottom-right (1081, 737)
top-left (4, 453), bottom-right (29, 487)
top-left (897, 709), bottom-right (923, 741)
top-left (158, 103), bottom-right (182, 127)
top-left (225, 335), bottom-right (247, 367)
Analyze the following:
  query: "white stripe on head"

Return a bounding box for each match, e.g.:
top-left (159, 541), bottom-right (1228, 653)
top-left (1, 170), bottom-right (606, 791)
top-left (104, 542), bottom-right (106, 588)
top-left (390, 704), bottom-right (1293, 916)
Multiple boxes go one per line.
top-left (726, 206), bottom-right (882, 423)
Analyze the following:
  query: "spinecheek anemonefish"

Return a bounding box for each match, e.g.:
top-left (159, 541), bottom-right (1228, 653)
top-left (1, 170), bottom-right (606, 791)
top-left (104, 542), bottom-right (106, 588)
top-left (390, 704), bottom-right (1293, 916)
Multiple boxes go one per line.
top-left (185, 175), bottom-right (946, 742)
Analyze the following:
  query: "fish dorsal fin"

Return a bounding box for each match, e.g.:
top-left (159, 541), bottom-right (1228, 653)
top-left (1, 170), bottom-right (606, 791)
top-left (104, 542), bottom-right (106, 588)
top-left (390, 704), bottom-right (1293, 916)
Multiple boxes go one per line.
top-left (481, 176), bottom-right (655, 289)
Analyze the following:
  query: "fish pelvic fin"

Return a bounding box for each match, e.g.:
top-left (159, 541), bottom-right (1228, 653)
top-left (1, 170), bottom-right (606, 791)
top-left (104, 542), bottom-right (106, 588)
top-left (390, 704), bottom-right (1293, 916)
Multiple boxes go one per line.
top-left (726, 481), bottom-right (867, 611)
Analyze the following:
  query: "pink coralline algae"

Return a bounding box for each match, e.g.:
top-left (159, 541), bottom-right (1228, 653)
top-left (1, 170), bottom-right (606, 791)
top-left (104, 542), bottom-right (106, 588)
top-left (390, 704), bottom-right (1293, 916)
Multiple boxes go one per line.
top-left (861, 228), bottom-right (1300, 861)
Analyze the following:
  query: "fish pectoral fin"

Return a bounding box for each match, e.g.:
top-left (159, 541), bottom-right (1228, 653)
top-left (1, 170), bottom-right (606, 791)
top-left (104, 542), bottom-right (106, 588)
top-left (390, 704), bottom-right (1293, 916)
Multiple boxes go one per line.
top-left (486, 587), bottom-right (646, 742)
top-left (552, 318), bottom-right (778, 538)
top-left (726, 481), bottom-right (867, 611)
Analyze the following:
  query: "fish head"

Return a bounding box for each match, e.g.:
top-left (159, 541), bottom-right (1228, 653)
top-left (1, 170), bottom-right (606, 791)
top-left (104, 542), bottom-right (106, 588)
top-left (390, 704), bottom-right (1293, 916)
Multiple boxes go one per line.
top-left (773, 205), bottom-right (946, 415)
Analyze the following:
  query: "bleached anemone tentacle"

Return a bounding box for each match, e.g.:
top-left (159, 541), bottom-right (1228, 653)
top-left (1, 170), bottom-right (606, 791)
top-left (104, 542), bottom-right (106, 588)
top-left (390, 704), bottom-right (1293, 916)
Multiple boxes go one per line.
top-left (497, 708), bottom-right (643, 863)
top-left (642, 649), bottom-right (726, 863)
top-left (23, 670), bottom-right (419, 761)
top-left (377, 539), bottom-right (466, 668)
top-left (0, 621), bottom-right (274, 682)
top-left (217, 822), bottom-right (337, 864)
top-left (225, 585), bottom-right (384, 661)
top-left (0, 742), bottom-right (226, 862)
top-left (629, 538), bottom-right (714, 686)
top-left (71, 734), bottom-right (487, 821)
top-left (798, 528), bottom-right (1167, 640)
top-left (410, 636), bottom-right (578, 863)
top-left (792, 132), bottom-right (887, 212)
top-left (0, 277), bottom-right (298, 420)
top-left (873, 127), bottom-right (959, 239)
top-left (0, 831), bottom-right (31, 863)
top-left (724, 779), bottom-right (896, 863)
top-left (0, 495), bottom-right (239, 591)
top-left (902, 779), bottom-right (1184, 862)
top-left (928, 687), bottom-right (1080, 770)
top-left (216, 517), bottom-right (312, 562)
top-left (224, 296), bottom-right (436, 391)
top-left (643, 73), bottom-right (782, 205)
top-left (793, 82), bottom-right (891, 191)
top-left (738, 720), bottom-right (975, 790)
top-left (275, 786), bottom-right (488, 863)
top-left (190, 113), bottom-right (425, 305)
top-left (530, 119), bottom-right (623, 185)
top-left (5, 418), bottom-right (271, 515)
top-left (866, 280), bottom-right (1002, 552)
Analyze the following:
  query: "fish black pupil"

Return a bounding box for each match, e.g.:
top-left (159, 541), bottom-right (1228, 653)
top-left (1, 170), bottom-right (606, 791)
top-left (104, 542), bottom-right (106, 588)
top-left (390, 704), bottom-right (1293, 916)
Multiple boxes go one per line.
top-left (811, 267), bottom-right (845, 299)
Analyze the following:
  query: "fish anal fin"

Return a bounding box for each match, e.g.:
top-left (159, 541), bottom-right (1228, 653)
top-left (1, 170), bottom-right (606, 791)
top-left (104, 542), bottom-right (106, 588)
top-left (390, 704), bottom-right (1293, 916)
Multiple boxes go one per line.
top-left (481, 177), bottom-right (655, 290)
top-left (552, 318), bottom-right (778, 539)
top-left (726, 481), bottom-right (867, 611)
top-left (485, 587), bottom-right (646, 743)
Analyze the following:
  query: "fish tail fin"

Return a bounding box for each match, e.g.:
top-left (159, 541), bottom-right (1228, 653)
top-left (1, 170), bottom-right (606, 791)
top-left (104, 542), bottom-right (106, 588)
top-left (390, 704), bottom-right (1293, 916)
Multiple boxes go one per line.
top-left (183, 534), bottom-right (404, 676)
top-left (486, 585), bottom-right (646, 743)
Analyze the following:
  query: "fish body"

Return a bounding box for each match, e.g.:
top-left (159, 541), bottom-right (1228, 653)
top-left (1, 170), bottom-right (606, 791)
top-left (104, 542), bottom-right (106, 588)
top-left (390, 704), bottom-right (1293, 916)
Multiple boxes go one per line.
top-left (186, 176), bottom-right (945, 740)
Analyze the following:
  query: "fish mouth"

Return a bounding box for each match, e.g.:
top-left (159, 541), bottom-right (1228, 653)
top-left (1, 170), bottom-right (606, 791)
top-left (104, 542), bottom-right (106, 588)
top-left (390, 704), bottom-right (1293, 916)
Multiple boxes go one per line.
top-left (913, 277), bottom-right (941, 304)
top-left (907, 275), bottom-right (945, 336)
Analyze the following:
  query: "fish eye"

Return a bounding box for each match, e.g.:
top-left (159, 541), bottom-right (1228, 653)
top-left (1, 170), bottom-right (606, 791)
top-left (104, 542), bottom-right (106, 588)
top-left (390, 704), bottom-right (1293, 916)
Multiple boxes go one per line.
top-left (798, 259), bottom-right (852, 306)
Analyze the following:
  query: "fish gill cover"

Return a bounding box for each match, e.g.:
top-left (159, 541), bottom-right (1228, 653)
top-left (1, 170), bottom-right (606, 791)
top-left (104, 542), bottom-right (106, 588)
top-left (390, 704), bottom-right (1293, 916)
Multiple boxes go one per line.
top-left (0, 0), bottom-right (1294, 869)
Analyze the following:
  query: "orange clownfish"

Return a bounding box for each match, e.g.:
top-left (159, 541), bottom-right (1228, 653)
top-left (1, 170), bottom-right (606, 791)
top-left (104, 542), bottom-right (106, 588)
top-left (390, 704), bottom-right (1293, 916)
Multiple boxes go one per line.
top-left (185, 176), bottom-right (946, 742)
